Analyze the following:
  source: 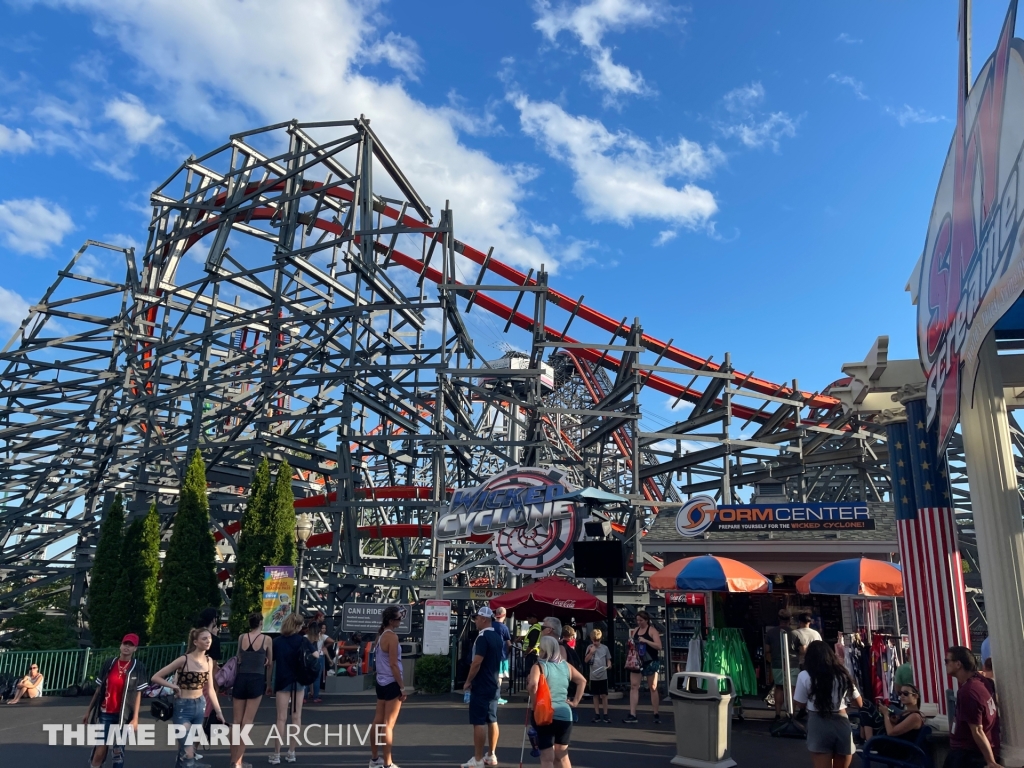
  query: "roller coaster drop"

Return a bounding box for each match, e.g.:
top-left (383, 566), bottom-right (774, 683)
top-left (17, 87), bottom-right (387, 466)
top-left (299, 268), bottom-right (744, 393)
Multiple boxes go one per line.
top-left (0, 119), bottom-right (899, 620)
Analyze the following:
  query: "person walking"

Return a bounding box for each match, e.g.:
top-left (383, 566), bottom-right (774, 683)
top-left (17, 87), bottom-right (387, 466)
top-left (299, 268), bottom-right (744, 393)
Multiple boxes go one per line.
top-left (303, 620), bottom-right (333, 704)
top-left (540, 617), bottom-right (565, 661)
top-left (229, 613), bottom-right (273, 768)
top-left (764, 610), bottom-right (796, 720)
top-left (944, 645), bottom-right (1001, 768)
top-left (83, 634), bottom-right (147, 768)
top-left (369, 606), bottom-right (407, 768)
top-left (623, 610), bottom-right (662, 724)
top-left (7, 662), bottom-right (44, 703)
top-left (492, 606), bottom-right (512, 703)
top-left (461, 606), bottom-right (504, 768)
top-left (151, 627), bottom-right (225, 768)
top-left (268, 613), bottom-right (314, 765)
top-left (584, 629), bottom-right (612, 723)
top-left (792, 640), bottom-right (862, 768)
top-left (791, 613), bottom-right (823, 670)
top-left (527, 636), bottom-right (586, 768)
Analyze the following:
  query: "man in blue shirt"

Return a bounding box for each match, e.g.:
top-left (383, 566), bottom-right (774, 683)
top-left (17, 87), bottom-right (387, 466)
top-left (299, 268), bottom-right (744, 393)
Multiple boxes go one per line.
top-left (492, 606), bottom-right (512, 704)
top-left (462, 606), bottom-right (504, 768)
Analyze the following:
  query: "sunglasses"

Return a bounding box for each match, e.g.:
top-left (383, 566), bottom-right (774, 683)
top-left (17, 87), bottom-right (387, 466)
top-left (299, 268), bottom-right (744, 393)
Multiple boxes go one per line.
top-left (30, 666), bottom-right (38, 670)
top-left (898, 690), bottom-right (914, 697)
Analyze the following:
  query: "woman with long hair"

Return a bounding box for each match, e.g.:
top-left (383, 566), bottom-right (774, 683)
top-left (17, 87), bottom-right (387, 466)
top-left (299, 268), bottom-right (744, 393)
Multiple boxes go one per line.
top-left (229, 612), bottom-right (273, 768)
top-left (793, 640), bottom-right (863, 768)
top-left (877, 684), bottom-right (925, 752)
top-left (623, 610), bottom-right (662, 724)
top-left (269, 613), bottom-right (314, 765)
top-left (151, 628), bottom-right (225, 768)
top-left (369, 606), bottom-right (407, 768)
top-left (303, 620), bottom-right (333, 704)
top-left (527, 635), bottom-right (586, 768)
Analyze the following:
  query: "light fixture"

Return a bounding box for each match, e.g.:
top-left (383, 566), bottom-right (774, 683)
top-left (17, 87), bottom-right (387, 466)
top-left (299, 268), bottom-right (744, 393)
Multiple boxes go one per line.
top-left (295, 512), bottom-right (314, 544)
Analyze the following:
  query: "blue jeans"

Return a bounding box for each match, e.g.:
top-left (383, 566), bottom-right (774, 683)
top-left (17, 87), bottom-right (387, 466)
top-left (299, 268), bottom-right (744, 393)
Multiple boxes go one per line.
top-left (91, 712), bottom-right (125, 767)
top-left (172, 696), bottom-right (206, 767)
top-left (307, 655), bottom-right (324, 699)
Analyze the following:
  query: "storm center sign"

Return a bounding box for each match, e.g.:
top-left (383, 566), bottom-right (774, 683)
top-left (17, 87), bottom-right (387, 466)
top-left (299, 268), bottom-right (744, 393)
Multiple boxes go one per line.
top-left (674, 496), bottom-right (873, 538)
top-left (436, 466), bottom-right (582, 577)
top-left (918, 0), bottom-right (1024, 449)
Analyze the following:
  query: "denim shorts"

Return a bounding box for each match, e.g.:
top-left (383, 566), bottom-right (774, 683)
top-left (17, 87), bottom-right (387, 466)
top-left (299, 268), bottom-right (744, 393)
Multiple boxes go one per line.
top-left (172, 696), bottom-right (206, 757)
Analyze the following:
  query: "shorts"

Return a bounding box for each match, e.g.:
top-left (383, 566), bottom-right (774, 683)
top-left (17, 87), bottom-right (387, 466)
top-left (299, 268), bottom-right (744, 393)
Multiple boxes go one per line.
top-left (532, 717), bottom-right (572, 749)
top-left (376, 681), bottom-right (402, 701)
top-left (772, 667), bottom-right (798, 687)
top-left (806, 711), bottom-right (854, 755)
top-left (232, 672), bottom-right (265, 700)
top-left (589, 679), bottom-right (608, 696)
top-left (469, 692), bottom-right (499, 725)
top-left (275, 682), bottom-right (302, 694)
top-left (641, 660), bottom-right (661, 678)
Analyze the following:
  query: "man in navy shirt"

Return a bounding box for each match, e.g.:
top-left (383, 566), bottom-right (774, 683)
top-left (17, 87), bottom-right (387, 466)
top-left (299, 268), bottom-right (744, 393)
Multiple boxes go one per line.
top-left (462, 606), bottom-right (504, 768)
top-left (492, 606), bottom-right (512, 703)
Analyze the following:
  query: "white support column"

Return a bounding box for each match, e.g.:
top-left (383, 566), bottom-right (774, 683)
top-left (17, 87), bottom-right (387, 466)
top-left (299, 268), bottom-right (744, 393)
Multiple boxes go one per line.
top-left (959, 332), bottom-right (1024, 764)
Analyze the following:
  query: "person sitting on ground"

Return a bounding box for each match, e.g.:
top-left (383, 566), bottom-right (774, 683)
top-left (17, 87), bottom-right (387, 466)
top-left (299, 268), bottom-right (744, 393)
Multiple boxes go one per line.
top-left (7, 662), bottom-right (44, 703)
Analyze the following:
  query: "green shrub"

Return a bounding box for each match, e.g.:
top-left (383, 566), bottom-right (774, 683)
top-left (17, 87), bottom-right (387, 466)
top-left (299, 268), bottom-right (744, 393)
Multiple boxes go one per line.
top-left (89, 494), bottom-right (125, 646)
top-left (414, 654), bottom-right (452, 694)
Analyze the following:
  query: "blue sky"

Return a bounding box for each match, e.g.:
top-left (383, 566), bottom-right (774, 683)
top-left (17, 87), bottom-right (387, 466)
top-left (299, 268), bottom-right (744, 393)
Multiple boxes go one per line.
top-left (0, 0), bottom-right (1015, 402)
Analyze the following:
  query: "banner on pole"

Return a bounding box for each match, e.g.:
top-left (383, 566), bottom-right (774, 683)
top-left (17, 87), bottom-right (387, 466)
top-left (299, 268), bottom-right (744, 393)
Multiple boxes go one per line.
top-left (261, 566), bottom-right (295, 633)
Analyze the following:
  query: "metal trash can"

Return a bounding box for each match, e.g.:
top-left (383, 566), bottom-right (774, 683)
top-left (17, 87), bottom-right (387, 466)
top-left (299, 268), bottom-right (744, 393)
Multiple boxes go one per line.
top-left (668, 672), bottom-right (736, 768)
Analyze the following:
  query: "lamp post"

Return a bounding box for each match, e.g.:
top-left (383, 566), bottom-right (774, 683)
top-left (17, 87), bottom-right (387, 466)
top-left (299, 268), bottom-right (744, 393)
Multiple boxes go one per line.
top-left (294, 513), bottom-right (313, 611)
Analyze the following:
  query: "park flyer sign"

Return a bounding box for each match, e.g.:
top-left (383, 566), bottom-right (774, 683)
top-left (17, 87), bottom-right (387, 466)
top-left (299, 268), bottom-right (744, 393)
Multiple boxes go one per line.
top-left (674, 496), bottom-right (873, 538)
top-left (261, 566), bottom-right (295, 633)
top-left (918, 0), bottom-right (1024, 450)
top-left (436, 466), bottom-right (583, 577)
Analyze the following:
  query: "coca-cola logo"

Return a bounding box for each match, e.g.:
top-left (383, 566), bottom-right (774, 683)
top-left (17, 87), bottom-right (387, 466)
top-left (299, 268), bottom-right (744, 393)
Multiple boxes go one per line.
top-left (551, 599), bottom-right (577, 608)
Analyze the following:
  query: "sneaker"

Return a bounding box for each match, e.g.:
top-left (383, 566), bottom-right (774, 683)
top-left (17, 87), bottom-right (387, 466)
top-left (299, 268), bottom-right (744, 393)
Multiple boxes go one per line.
top-left (497, 698), bottom-right (508, 705)
top-left (603, 715), bottom-right (612, 723)
top-left (369, 759), bottom-right (385, 768)
top-left (653, 714), bottom-right (662, 724)
top-left (592, 715), bottom-right (602, 723)
top-left (622, 714), bottom-right (638, 724)
top-left (483, 753), bottom-right (498, 766)
top-left (284, 752), bottom-right (297, 764)
top-left (460, 758), bottom-right (484, 768)
top-left (312, 698), bottom-right (323, 704)
top-left (268, 757), bottom-right (281, 766)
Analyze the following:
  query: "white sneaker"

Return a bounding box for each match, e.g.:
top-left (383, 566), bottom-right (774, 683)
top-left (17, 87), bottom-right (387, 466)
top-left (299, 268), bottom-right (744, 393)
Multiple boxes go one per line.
top-left (268, 756), bottom-right (280, 766)
top-left (483, 753), bottom-right (498, 766)
top-left (369, 759), bottom-right (384, 768)
top-left (284, 751), bottom-right (296, 764)
top-left (460, 759), bottom-right (484, 768)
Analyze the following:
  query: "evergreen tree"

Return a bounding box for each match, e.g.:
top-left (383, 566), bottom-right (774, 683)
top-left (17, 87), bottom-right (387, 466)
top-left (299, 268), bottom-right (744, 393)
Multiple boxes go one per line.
top-left (110, 504), bottom-right (161, 644)
top-left (88, 493), bottom-right (125, 647)
top-left (229, 458), bottom-right (273, 635)
top-left (152, 451), bottom-right (220, 644)
top-left (272, 460), bottom-right (297, 568)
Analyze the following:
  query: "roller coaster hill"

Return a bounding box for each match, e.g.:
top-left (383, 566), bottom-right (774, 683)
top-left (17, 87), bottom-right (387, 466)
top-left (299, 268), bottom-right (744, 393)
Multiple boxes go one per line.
top-left (0, 117), bottom-right (980, 625)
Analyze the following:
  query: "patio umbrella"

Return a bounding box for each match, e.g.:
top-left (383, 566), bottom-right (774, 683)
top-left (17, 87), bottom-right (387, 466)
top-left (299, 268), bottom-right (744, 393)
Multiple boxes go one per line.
top-left (649, 554), bottom-right (772, 593)
top-left (489, 575), bottom-right (607, 623)
top-left (796, 558), bottom-right (903, 597)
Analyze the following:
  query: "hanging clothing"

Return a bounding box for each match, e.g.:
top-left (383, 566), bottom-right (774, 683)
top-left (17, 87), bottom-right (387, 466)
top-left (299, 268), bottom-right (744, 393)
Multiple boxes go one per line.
top-left (685, 636), bottom-right (702, 674)
top-left (702, 628), bottom-right (757, 696)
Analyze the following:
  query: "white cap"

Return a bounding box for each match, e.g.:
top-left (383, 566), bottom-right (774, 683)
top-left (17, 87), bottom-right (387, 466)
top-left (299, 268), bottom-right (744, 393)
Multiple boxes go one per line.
top-left (475, 606), bottom-right (495, 618)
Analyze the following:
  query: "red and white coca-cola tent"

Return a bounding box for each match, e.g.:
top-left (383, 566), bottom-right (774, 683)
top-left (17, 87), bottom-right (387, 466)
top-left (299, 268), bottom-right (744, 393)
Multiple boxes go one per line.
top-left (489, 575), bottom-right (607, 624)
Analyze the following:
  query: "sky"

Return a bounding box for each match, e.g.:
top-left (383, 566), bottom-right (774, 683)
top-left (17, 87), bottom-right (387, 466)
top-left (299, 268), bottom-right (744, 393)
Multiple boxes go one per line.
top-left (0, 0), bottom-right (1017, 405)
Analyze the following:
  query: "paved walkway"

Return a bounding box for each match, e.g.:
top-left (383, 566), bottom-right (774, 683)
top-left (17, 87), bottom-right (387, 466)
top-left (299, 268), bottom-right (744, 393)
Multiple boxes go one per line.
top-left (0, 694), bottom-right (809, 768)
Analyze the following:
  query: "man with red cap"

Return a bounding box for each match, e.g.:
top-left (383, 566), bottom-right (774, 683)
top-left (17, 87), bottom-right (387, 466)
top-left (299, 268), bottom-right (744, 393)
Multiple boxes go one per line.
top-left (84, 633), bottom-right (148, 768)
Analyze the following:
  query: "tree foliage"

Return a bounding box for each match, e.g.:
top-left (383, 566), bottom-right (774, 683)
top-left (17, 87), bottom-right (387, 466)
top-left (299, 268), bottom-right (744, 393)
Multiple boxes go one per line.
top-left (229, 458), bottom-right (274, 635)
top-left (88, 493), bottom-right (125, 647)
top-left (0, 577), bottom-right (77, 650)
top-left (272, 459), bottom-right (296, 568)
top-left (110, 504), bottom-right (162, 644)
top-left (152, 451), bottom-right (220, 644)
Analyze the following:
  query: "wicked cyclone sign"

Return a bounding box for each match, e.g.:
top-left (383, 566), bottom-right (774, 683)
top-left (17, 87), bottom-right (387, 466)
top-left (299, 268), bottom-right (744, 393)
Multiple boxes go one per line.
top-left (919, 0), bottom-right (1024, 450)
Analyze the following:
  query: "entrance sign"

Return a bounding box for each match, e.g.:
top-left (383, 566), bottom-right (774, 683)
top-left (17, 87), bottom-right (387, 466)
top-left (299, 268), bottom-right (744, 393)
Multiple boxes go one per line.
top-left (918, 1), bottom-right (1023, 449)
top-left (341, 603), bottom-right (413, 635)
top-left (436, 467), bottom-right (583, 577)
top-left (261, 566), bottom-right (295, 633)
top-left (422, 599), bottom-right (452, 655)
top-left (674, 496), bottom-right (873, 538)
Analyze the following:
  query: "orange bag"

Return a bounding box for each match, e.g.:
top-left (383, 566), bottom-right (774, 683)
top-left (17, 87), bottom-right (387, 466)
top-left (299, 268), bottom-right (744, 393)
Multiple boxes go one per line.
top-left (533, 664), bottom-right (554, 726)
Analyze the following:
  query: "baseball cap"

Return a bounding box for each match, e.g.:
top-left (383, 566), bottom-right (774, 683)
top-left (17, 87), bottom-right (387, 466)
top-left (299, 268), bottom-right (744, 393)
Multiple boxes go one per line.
top-left (474, 606), bottom-right (494, 618)
top-left (122, 633), bottom-right (140, 646)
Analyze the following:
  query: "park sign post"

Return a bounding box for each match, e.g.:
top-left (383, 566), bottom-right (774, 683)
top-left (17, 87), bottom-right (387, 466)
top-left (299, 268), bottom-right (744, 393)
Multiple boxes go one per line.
top-left (917, 0), bottom-right (1024, 451)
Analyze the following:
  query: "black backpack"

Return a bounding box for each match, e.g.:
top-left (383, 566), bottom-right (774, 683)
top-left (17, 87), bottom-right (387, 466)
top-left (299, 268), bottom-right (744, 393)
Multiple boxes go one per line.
top-left (294, 639), bottom-right (320, 686)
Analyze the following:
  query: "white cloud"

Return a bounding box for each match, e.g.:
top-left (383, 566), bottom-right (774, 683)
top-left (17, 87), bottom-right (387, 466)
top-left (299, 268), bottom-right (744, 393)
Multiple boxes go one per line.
top-left (511, 92), bottom-right (720, 228)
top-left (828, 73), bottom-right (868, 101)
top-left (0, 198), bottom-right (75, 256)
top-left (653, 229), bottom-right (677, 246)
top-left (886, 104), bottom-right (945, 127)
top-left (665, 395), bottom-right (693, 413)
top-left (366, 32), bottom-right (424, 81)
top-left (718, 82), bottom-right (799, 151)
top-left (0, 285), bottom-right (31, 330)
top-left (836, 33), bottom-right (863, 44)
top-left (534, 0), bottom-right (660, 97)
top-left (0, 123), bottom-right (34, 153)
top-left (104, 93), bottom-right (165, 143)
top-left (45, 0), bottom-right (556, 273)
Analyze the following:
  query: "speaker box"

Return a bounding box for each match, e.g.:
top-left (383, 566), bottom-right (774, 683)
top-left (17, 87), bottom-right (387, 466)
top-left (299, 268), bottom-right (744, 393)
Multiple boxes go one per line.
top-left (573, 539), bottom-right (625, 578)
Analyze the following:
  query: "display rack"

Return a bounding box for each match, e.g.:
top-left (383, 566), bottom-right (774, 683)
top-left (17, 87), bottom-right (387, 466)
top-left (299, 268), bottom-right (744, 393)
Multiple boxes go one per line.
top-left (665, 592), bottom-right (707, 674)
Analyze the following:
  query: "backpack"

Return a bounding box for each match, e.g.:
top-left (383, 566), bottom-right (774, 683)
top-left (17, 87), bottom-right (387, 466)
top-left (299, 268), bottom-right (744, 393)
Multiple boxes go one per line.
top-left (294, 638), bottom-right (320, 686)
top-left (533, 664), bottom-right (554, 726)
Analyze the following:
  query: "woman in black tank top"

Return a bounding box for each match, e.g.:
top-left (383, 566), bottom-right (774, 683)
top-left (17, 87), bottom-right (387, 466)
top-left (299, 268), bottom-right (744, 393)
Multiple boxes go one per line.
top-left (229, 613), bottom-right (273, 768)
top-left (623, 611), bottom-right (663, 725)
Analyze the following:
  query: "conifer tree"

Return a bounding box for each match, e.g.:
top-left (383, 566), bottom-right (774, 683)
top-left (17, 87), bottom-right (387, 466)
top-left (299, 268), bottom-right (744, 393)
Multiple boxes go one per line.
top-left (152, 451), bottom-right (220, 644)
top-left (110, 504), bottom-right (161, 644)
top-left (229, 458), bottom-right (273, 635)
top-left (272, 460), bottom-right (297, 568)
top-left (88, 493), bottom-right (125, 647)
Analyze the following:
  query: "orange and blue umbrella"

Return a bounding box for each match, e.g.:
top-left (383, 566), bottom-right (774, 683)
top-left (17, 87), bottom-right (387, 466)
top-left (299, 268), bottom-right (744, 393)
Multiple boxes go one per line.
top-left (796, 558), bottom-right (903, 597)
top-left (649, 554), bottom-right (772, 592)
